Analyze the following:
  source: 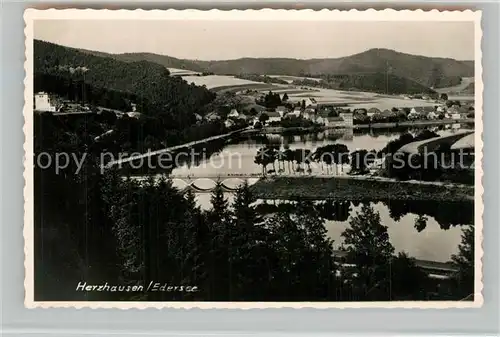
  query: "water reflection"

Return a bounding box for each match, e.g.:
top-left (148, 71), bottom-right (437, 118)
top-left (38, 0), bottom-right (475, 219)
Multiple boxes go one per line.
top-left (122, 124), bottom-right (475, 177)
top-left (193, 195), bottom-right (470, 263)
top-left (169, 125), bottom-right (474, 177)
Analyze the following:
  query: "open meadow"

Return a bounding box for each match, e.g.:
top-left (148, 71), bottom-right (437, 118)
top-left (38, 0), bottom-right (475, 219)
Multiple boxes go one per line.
top-left (167, 67), bottom-right (202, 76)
top-left (182, 74), bottom-right (449, 111)
top-left (182, 75), bottom-right (271, 90)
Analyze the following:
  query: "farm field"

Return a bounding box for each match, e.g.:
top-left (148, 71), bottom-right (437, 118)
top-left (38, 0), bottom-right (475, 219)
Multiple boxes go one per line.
top-left (268, 75), bottom-right (322, 83)
top-left (435, 77), bottom-right (474, 94)
top-left (181, 74), bottom-right (443, 111)
top-left (284, 87), bottom-right (438, 110)
top-left (182, 75), bottom-right (267, 89)
top-left (167, 68), bottom-right (202, 76)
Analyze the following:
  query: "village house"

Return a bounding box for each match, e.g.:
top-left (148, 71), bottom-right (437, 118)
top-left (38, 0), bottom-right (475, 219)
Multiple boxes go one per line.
top-left (446, 106), bottom-right (460, 119)
top-left (127, 111), bottom-right (142, 119)
top-left (276, 106), bottom-right (288, 117)
top-left (436, 106), bottom-right (446, 113)
top-left (407, 109), bottom-right (424, 120)
top-left (314, 111), bottom-right (329, 125)
top-left (427, 111), bottom-right (440, 120)
top-left (224, 119), bottom-right (236, 128)
top-left (125, 102), bottom-right (142, 118)
top-left (302, 107), bottom-right (315, 120)
top-left (228, 108), bottom-right (239, 119)
top-left (408, 106), bottom-right (434, 120)
top-left (194, 113), bottom-right (203, 123)
top-left (205, 111), bottom-right (221, 121)
top-left (34, 92), bottom-right (57, 112)
top-left (237, 113), bottom-right (249, 121)
top-left (266, 110), bottom-right (282, 124)
top-left (339, 111), bottom-right (354, 127)
top-left (284, 107), bottom-right (302, 119)
top-left (324, 116), bottom-right (345, 128)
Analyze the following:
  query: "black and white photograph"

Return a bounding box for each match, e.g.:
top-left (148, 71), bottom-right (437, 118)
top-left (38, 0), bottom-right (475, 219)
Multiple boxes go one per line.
top-left (24, 9), bottom-right (482, 308)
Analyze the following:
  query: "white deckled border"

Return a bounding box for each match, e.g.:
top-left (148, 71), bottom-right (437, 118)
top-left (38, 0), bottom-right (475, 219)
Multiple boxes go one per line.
top-left (23, 8), bottom-right (484, 309)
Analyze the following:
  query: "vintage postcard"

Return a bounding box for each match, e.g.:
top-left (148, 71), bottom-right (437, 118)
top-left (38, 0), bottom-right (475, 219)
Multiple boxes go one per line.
top-left (24, 8), bottom-right (483, 308)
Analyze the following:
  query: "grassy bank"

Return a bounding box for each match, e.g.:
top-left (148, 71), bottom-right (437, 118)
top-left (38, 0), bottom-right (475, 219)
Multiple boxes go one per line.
top-left (249, 176), bottom-right (474, 202)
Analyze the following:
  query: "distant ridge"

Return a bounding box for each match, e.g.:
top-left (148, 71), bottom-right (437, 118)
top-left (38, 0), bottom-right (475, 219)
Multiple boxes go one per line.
top-left (74, 44), bottom-right (474, 89)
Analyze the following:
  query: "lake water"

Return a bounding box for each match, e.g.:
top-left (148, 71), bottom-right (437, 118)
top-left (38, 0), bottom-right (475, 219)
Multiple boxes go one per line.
top-left (171, 124), bottom-right (473, 182)
top-left (170, 125), bottom-right (474, 263)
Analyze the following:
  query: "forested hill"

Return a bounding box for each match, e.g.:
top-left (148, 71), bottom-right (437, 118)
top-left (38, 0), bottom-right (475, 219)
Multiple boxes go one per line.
top-left (83, 47), bottom-right (474, 89)
top-left (295, 73), bottom-right (437, 95)
top-left (199, 49), bottom-right (473, 89)
top-left (34, 40), bottom-right (215, 126)
top-left (80, 48), bottom-right (207, 73)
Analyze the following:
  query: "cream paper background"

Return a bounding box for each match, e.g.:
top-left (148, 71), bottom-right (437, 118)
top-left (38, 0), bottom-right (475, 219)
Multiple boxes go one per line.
top-left (23, 8), bottom-right (484, 309)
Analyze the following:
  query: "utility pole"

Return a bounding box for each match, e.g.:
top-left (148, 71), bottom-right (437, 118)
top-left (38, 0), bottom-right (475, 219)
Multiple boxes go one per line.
top-left (386, 60), bottom-right (389, 95)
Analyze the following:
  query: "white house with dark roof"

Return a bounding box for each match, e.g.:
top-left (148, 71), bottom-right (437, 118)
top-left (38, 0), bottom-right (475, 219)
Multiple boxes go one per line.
top-left (324, 116), bottom-right (345, 127)
top-left (228, 108), bottom-right (239, 118)
top-left (276, 106), bottom-right (288, 117)
top-left (224, 119), bottom-right (236, 128)
top-left (303, 107), bottom-right (315, 120)
top-left (339, 112), bottom-right (354, 127)
top-left (266, 111), bottom-right (282, 124)
top-left (34, 92), bottom-right (57, 112)
top-left (205, 111), bottom-right (221, 121)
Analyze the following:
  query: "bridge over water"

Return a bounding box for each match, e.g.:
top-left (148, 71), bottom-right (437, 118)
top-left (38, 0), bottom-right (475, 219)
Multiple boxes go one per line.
top-left (127, 172), bottom-right (472, 194)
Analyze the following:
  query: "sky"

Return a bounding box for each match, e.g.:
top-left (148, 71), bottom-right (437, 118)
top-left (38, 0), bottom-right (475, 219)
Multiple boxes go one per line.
top-left (34, 20), bottom-right (474, 61)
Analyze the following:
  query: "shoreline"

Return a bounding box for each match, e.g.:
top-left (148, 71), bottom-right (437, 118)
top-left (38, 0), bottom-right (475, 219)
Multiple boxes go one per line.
top-left (353, 118), bottom-right (474, 129)
top-left (249, 176), bottom-right (474, 202)
top-left (242, 119), bottom-right (474, 134)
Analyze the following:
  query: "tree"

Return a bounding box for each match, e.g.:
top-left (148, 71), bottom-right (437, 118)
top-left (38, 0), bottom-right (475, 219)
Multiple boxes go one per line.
top-left (440, 93), bottom-right (449, 101)
top-left (389, 252), bottom-right (430, 300)
top-left (301, 99), bottom-right (306, 110)
top-left (313, 145), bottom-right (333, 174)
top-left (209, 182), bottom-right (229, 224)
top-left (293, 149), bottom-right (305, 173)
top-left (259, 113), bottom-right (269, 124)
top-left (263, 91), bottom-right (281, 109)
top-left (414, 214), bottom-right (428, 232)
top-left (283, 145), bottom-right (294, 174)
top-left (225, 181), bottom-right (262, 299)
top-left (332, 144), bottom-right (350, 174)
top-left (264, 201), bottom-right (338, 300)
top-left (253, 121), bottom-right (263, 129)
top-left (233, 181), bottom-right (258, 229)
top-left (282, 92), bottom-right (289, 102)
top-left (254, 146), bottom-right (276, 176)
top-left (205, 182), bottom-right (233, 299)
top-left (350, 149), bottom-right (370, 174)
top-left (341, 204), bottom-right (395, 300)
top-left (451, 225), bottom-right (475, 299)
